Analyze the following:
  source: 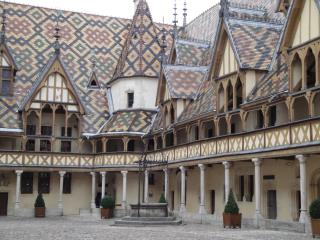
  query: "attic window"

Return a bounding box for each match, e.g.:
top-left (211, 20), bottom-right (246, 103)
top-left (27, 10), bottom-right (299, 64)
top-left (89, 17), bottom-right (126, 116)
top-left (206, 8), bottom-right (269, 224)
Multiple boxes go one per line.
top-left (127, 92), bottom-right (134, 108)
top-left (88, 74), bottom-right (100, 89)
top-left (0, 52), bottom-right (14, 96)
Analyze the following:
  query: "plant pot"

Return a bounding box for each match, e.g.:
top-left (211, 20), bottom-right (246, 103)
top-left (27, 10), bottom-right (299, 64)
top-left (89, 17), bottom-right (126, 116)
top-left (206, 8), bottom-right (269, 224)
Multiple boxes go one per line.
top-left (223, 213), bottom-right (242, 228)
top-left (101, 208), bottom-right (113, 219)
top-left (311, 219), bottom-right (320, 238)
top-left (35, 207), bottom-right (45, 218)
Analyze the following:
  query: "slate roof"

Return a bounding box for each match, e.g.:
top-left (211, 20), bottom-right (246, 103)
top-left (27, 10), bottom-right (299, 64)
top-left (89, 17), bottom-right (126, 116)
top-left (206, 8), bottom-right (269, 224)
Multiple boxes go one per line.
top-left (111, 0), bottom-right (165, 81)
top-left (163, 65), bottom-right (209, 99)
top-left (102, 109), bottom-right (156, 135)
top-left (0, 2), bottom-right (168, 133)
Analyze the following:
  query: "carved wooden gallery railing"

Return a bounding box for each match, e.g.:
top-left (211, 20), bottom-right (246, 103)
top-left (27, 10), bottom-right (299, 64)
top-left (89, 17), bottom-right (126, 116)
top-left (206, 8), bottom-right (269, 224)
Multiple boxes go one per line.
top-left (0, 118), bottom-right (319, 168)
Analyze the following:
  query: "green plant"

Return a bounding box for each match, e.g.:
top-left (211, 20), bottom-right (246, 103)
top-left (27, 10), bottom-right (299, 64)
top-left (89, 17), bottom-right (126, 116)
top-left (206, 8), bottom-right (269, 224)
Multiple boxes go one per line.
top-left (310, 199), bottom-right (320, 219)
top-left (101, 195), bottom-right (115, 209)
top-left (34, 194), bottom-right (45, 208)
top-left (224, 190), bottom-right (239, 214)
top-left (159, 193), bottom-right (166, 203)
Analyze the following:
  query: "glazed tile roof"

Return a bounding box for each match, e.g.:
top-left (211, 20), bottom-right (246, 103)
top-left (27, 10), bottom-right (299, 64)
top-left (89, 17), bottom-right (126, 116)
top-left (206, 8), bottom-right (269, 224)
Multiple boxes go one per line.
top-left (150, 110), bottom-right (163, 133)
top-left (111, 0), bottom-right (164, 81)
top-left (0, 2), bottom-right (169, 133)
top-left (163, 65), bottom-right (209, 99)
top-left (175, 39), bottom-right (210, 66)
top-left (178, 79), bottom-right (216, 123)
top-left (102, 109), bottom-right (156, 134)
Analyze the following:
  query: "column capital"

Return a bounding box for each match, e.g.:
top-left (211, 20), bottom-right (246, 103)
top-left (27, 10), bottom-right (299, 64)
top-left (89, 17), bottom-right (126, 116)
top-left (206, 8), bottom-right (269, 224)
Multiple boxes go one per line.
top-left (15, 170), bottom-right (23, 175)
top-left (163, 168), bottom-right (169, 173)
top-left (144, 169), bottom-right (149, 175)
top-left (252, 158), bottom-right (262, 166)
top-left (296, 155), bottom-right (307, 164)
top-left (100, 171), bottom-right (106, 177)
top-left (222, 161), bottom-right (231, 169)
top-left (121, 171), bottom-right (128, 175)
top-left (198, 164), bottom-right (205, 171)
top-left (90, 171), bottom-right (96, 176)
top-left (179, 166), bottom-right (186, 173)
top-left (59, 171), bottom-right (66, 177)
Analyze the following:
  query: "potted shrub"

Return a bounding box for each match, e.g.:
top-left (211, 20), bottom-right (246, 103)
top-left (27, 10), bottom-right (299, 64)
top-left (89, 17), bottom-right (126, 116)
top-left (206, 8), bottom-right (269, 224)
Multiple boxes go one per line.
top-left (310, 199), bottom-right (320, 237)
top-left (34, 193), bottom-right (45, 218)
top-left (101, 195), bottom-right (115, 219)
top-left (159, 193), bottom-right (166, 203)
top-left (223, 190), bottom-right (241, 228)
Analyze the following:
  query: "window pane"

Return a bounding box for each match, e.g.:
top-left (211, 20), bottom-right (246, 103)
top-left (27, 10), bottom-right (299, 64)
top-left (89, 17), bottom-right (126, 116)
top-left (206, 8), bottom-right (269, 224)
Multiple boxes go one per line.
top-left (61, 141), bottom-right (71, 152)
top-left (38, 172), bottom-right (50, 194)
top-left (1, 80), bottom-right (10, 96)
top-left (63, 173), bottom-right (72, 194)
top-left (127, 92), bottom-right (134, 108)
top-left (21, 172), bottom-right (33, 194)
top-left (2, 69), bottom-right (11, 79)
top-left (26, 140), bottom-right (35, 151)
top-left (40, 140), bottom-right (51, 152)
top-left (26, 125), bottom-right (36, 135)
top-left (41, 126), bottom-right (52, 136)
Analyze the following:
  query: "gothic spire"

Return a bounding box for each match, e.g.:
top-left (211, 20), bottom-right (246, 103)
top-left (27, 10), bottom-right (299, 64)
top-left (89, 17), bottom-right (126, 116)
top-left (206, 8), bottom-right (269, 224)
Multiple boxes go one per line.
top-left (1, 1), bottom-right (6, 44)
top-left (219, 0), bottom-right (229, 18)
top-left (160, 18), bottom-right (167, 66)
top-left (173, 0), bottom-right (178, 38)
top-left (183, 0), bottom-right (187, 29)
top-left (54, 10), bottom-right (62, 55)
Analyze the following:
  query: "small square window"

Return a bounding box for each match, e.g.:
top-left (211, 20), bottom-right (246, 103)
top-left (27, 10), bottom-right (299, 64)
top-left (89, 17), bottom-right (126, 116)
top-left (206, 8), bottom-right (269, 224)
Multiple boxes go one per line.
top-left (61, 141), bottom-right (71, 152)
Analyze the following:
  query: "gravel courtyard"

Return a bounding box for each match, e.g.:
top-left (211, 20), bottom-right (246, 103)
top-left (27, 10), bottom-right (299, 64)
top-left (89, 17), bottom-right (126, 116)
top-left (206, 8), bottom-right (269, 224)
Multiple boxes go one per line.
top-left (0, 216), bottom-right (313, 240)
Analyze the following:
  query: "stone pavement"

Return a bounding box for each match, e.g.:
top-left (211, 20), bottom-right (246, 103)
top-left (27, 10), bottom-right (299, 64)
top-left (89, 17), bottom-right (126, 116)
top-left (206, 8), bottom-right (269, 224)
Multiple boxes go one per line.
top-left (0, 216), bottom-right (313, 240)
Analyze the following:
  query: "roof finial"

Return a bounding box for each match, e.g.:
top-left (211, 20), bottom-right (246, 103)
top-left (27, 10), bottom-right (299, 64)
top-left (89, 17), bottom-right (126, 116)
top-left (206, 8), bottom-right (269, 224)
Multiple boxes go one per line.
top-left (183, 0), bottom-right (187, 29)
top-left (219, 0), bottom-right (229, 18)
top-left (160, 17), bottom-right (167, 66)
top-left (1, 1), bottom-right (6, 44)
top-left (90, 49), bottom-right (97, 70)
top-left (54, 10), bottom-right (62, 55)
top-left (173, 0), bottom-right (178, 38)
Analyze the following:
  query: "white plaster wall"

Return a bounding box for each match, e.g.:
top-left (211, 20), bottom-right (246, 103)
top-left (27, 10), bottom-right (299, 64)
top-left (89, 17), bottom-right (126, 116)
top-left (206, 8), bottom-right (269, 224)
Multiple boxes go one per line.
top-left (110, 77), bottom-right (158, 111)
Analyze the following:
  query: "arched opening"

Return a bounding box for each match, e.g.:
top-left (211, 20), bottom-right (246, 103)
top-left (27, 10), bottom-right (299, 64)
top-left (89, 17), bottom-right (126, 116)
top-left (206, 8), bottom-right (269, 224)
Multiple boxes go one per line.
top-left (268, 103), bottom-right (289, 127)
top-left (293, 96), bottom-right (309, 121)
top-left (291, 53), bottom-right (302, 92)
top-left (306, 49), bottom-right (316, 89)
top-left (246, 110), bottom-right (264, 131)
top-left (218, 84), bottom-right (225, 113)
top-left (55, 105), bottom-right (66, 137)
top-left (235, 78), bottom-right (243, 108)
top-left (96, 139), bottom-right (103, 153)
top-left (156, 136), bottom-right (163, 150)
top-left (127, 139), bottom-right (144, 152)
top-left (165, 132), bottom-right (174, 147)
top-left (26, 139), bottom-right (35, 151)
top-left (82, 140), bottom-right (93, 154)
top-left (218, 117), bottom-right (228, 136)
top-left (176, 128), bottom-right (187, 145)
top-left (67, 114), bottom-right (79, 138)
top-left (230, 114), bottom-right (242, 134)
top-left (26, 111), bottom-right (38, 136)
top-left (41, 104), bottom-right (53, 136)
top-left (164, 107), bottom-right (170, 127)
top-left (313, 92), bottom-right (320, 116)
top-left (106, 139), bottom-right (124, 152)
top-left (40, 139), bottom-right (51, 152)
top-left (147, 139), bottom-right (155, 151)
top-left (202, 121), bottom-right (215, 138)
top-left (189, 125), bottom-right (199, 141)
top-left (170, 104), bottom-right (175, 124)
top-left (227, 81), bottom-right (233, 111)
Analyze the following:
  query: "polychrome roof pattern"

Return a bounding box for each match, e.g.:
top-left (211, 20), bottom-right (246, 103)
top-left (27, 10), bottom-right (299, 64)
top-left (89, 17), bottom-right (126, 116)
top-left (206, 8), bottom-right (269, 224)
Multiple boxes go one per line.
top-left (102, 109), bottom-right (155, 134)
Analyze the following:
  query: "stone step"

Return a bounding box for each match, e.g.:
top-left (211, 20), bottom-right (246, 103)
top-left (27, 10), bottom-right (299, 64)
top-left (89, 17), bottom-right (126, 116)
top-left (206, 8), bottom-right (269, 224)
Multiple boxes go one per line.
top-left (114, 218), bottom-right (182, 226)
top-left (121, 216), bottom-right (177, 222)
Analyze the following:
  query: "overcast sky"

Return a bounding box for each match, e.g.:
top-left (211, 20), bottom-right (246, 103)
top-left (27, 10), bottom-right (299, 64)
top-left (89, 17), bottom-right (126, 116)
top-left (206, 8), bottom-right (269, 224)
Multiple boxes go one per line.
top-left (7, 0), bottom-right (220, 24)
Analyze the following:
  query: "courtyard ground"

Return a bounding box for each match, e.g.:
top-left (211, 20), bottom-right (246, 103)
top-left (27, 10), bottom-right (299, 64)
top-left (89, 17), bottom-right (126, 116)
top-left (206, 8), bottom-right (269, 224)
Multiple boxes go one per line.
top-left (0, 216), bottom-right (313, 240)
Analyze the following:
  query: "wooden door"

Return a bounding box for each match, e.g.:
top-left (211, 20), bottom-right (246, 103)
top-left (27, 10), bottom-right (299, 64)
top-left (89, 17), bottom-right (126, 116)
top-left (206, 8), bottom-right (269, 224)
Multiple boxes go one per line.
top-left (211, 190), bottom-right (215, 214)
top-left (267, 190), bottom-right (277, 219)
top-left (0, 193), bottom-right (8, 216)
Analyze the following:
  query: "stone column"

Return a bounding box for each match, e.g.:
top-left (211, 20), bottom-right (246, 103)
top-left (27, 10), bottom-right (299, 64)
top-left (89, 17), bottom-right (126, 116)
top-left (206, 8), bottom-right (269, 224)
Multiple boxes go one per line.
top-left (163, 168), bottom-right (169, 202)
top-left (252, 158), bottom-right (263, 225)
top-left (198, 164), bottom-right (207, 214)
top-left (58, 171), bottom-right (66, 211)
top-left (90, 172), bottom-right (96, 209)
top-left (179, 166), bottom-right (186, 213)
top-left (144, 169), bottom-right (149, 203)
top-left (100, 172), bottom-right (106, 200)
top-left (121, 171), bottom-right (128, 209)
top-left (15, 170), bottom-right (23, 210)
top-left (296, 155), bottom-right (308, 223)
top-left (223, 161), bottom-right (231, 203)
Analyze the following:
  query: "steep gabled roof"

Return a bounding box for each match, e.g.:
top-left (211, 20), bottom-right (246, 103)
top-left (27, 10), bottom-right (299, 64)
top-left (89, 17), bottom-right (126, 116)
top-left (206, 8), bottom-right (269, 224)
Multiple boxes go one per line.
top-left (111, 0), bottom-right (162, 82)
top-left (19, 52), bottom-right (86, 114)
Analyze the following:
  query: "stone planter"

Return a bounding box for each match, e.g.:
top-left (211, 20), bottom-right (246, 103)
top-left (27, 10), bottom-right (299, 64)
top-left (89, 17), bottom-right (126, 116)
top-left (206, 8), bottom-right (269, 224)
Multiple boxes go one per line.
top-left (311, 219), bottom-right (320, 238)
top-left (130, 203), bottom-right (168, 217)
top-left (35, 207), bottom-right (45, 218)
top-left (101, 208), bottom-right (113, 219)
top-left (223, 213), bottom-right (242, 228)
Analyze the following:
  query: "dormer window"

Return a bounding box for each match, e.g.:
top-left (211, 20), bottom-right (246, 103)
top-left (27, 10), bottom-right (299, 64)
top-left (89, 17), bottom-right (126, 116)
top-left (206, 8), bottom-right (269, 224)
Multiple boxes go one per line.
top-left (88, 72), bottom-right (100, 89)
top-left (127, 92), bottom-right (134, 108)
top-left (0, 52), bottom-right (13, 96)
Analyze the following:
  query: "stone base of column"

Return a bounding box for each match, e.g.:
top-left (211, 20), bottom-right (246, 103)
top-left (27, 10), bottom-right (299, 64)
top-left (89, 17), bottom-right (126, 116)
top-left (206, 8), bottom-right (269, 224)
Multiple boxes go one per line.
top-left (179, 204), bottom-right (186, 214)
top-left (198, 205), bottom-right (207, 215)
top-left (253, 212), bottom-right (264, 228)
top-left (299, 210), bottom-right (310, 224)
top-left (121, 201), bottom-right (127, 210)
top-left (14, 202), bottom-right (20, 210)
top-left (91, 202), bottom-right (96, 209)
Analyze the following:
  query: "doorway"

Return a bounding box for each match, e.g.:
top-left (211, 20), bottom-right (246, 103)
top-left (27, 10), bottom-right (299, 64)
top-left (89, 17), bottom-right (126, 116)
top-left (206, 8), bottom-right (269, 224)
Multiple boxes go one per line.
top-left (267, 190), bottom-right (277, 219)
top-left (0, 192), bottom-right (8, 216)
top-left (211, 190), bottom-right (215, 214)
top-left (170, 191), bottom-right (174, 211)
top-left (296, 191), bottom-right (301, 221)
